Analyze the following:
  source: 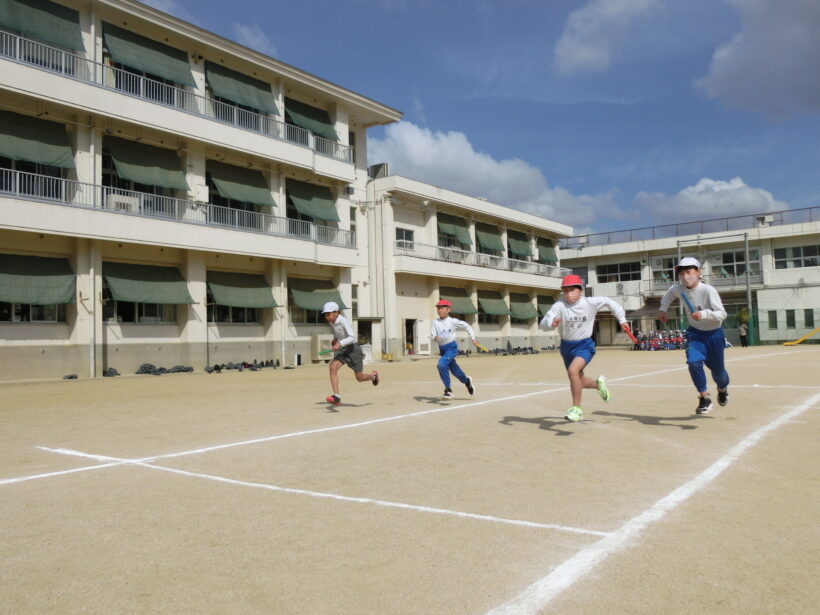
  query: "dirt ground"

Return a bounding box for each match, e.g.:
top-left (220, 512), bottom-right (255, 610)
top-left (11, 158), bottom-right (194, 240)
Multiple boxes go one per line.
top-left (1, 345), bottom-right (818, 614)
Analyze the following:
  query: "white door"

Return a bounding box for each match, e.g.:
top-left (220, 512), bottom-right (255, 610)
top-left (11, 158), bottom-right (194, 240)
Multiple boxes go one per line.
top-left (413, 319), bottom-right (432, 355)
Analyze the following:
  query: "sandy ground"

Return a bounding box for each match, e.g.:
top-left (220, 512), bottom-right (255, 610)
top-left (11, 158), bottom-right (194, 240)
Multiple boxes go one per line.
top-left (1, 345), bottom-right (818, 614)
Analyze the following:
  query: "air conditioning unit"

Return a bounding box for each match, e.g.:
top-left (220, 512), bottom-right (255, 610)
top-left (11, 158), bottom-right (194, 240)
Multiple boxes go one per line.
top-left (106, 193), bottom-right (139, 212)
top-left (616, 282), bottom-right (625, 295)
top-left (344, 185), bottom-right (355, 196)
top-left (310, 334), bottom-right (333, 360)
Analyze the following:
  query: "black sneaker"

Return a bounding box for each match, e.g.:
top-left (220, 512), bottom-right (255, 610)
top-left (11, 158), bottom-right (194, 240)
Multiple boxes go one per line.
top-left (443, 388), bottom-right (453, 399)
top-left (696, 396), bottom-right (713, 414)
top-left (465, 377), bottom-right (475, 396)
top-left (717, 390), bottom-right (728, 406)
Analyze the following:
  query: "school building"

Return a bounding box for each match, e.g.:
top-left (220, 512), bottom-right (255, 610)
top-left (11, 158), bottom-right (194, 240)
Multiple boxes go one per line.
top-left (558, 208), bottom-right (820, 346)
top-left (0, 0), bottom-right (574, 381)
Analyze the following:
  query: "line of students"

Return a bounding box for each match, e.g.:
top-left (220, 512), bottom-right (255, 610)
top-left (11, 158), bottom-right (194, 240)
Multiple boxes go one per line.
top-left (319, 256), bottom-right (730, 420)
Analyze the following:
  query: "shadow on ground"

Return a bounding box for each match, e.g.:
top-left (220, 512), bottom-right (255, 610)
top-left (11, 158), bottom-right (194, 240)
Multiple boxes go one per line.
top-left (499, 415), bottom-right (578, 436)
top-left (593, 409), bottom-right (710, 429)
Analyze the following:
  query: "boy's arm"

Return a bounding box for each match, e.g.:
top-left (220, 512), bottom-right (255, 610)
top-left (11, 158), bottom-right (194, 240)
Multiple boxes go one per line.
top-left (453, 318), bottom-right (476, 340)
top-left (539, 305), bottom-right (560, 330)
top-left (589, 296), bottom-right (628, 324)
top-left (335, 317), bottom-right (356, 347)
top-left (657, 286), bottom-right (678, 322)
top-left (698, 286), bottom-right (728, 324)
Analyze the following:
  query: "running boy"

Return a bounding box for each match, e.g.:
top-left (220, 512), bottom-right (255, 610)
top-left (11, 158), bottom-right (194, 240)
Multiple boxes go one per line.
top-left (321, 301), bottom-right (378, 405)
top-left (658, 257), bottom-right (729, 415)
top-left (539, 274), bottom-right (631, 422)
top-left (432, 298), bottom-right (477, 398)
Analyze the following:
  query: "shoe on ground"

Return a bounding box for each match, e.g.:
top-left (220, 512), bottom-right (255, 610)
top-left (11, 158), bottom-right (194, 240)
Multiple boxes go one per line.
top-left (696, 396), bottom-right (713, 414)
top-left (564, 406), bottom-right (583, 422)
top-left (443, 388), bottom-right (453, 399)
top-left (717, 389), bottom-right (728, 406)
top-left (326, 394), bottom-right (341, 405)
top-left (597, 375), bottom-right (610, 402)
top-left (371, 371), bottom-right (379, 386)
top-left (465, 377), bottom-right (475, 396)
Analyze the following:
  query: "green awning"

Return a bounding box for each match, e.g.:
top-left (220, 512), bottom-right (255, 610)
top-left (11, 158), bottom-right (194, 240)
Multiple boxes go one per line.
top-left (0, 253), bottom-right (75, 304)
top-left (438, 213), bottom-right (471, 246)
top-left (478, 290), bottom-right (511, 316)
top-left (105, 137), bottom-right (188, 191)
top-left (507, 231), bottom-right (531, 258)
top-left (437, 219), bottom-right (455, 236)
top-left (103, 262), bottom-right (194, 304)
top-left (0, 110), bottom-right (75, 168)
top-left (205, 61), bottom-right (278, 115)
top-left (103, 23), bottom-right (195, 87)
top-left (207, 161), bottom-right (275, 207)
top-left (475, 224), bottom-right (505, 252)
top-left (207, 271), bottom-right (277, 308)
top-left (288, 278), bottom-right (346, 311)
top-left (284, 97), bottom-right (338, 141)
top-left (0, 0), bottom-right (83, 50)
top-left (537, 295), bottom-right (554, 316)
top-left (439, 287), bottom-right (478, 315)
top-left (537, 239), bottom-right (558, 264)
top-left (509, 293), bottom-right (537, 319)
top-left (286, 179), bottom-right (338, 222)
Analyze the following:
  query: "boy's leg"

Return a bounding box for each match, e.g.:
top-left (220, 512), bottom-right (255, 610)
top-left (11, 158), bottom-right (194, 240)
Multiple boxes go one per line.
top-left (448, 357), bottom-right (468, 385)
top-left (566, 357), bottom-right (594, 407)
top-left (704, 330), bottom-right (730, 405)
top-left (685, 336), bottom-right (709, 394)
top-left (326, 360), bottom-right (343, 403)
top-left (437, 342), bottom-right (457, 389)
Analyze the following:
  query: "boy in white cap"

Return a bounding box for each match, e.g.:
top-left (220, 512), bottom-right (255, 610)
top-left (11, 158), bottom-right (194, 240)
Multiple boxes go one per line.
top-left (321, 301), bottom-right (378, 405)
top-left (658, 257), bottom-right (729, 414)
top-left (432, 298), bottom-right (477, 398)
top-left (540, 274), bottom-right (632, 422)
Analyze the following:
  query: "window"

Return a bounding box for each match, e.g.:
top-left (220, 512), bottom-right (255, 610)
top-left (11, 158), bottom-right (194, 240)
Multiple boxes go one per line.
top-left (213, 95), bottom-right (262, 131)
top-left (110, 60), bottom-right (181, 107)
top-left (350, 207), bottom-right (357, 237)
top-left (0, 157), bottom-right (64, 200)
top-left (710, 249), bottom-right (761, 278)
top-left (596, 262), bottom-right (641, 283)
top-left (206, 173), bottom-right (260, 230)
top-left (478, 310), bottom-right (499, 325)
top-left (396, 227), bottom-right (414, 250)
top-left (0, 302), bottom-right (66, 323)
top-left (287, 289), bottom-right (324, 325)
top-left (767, 310), bottom-right (778, 329)
top-left (785, 310), bottom-right (796, 329)
top-left (806, 309), bottom-right (815, 329)
top-left (102, 153), bottom-right (173, 216)
top-left (351, 284), bottom-right (358, 320)
top-left (774, 245), bottom-right (820, 269)
top-left (652, 257), bottom-right (677, 283)
top-left (102, 282), bottom-right (176, 324)
top-left (206, 290), bottom-right (260, 324)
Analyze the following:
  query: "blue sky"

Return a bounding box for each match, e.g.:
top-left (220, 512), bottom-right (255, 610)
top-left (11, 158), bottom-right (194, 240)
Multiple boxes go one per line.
top-left (144, 0), bottom-right (820, 233)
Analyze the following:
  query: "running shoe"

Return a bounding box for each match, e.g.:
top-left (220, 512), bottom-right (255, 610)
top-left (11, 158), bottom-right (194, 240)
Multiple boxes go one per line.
top-left (371, 371), bottom-right (379, 386)
top-left (465, 377), bottom-right (475, 396)
top-left (443, 388), bottom-right (453, 399)
top-left (597, 375), bottom-right (610, 402)
top-left (717, 389), bottom-right (728, 406)
top-left (696, 396), bottom-right (713, 414)
top-left (564, 406), bottom-right (583, 422)
top-left (326, 394), bottom-right (341, 405)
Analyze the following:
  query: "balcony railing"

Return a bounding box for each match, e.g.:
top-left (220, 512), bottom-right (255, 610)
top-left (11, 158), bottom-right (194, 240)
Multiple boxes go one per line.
top-left (0, 168), bottom-right (355, 248)
top-left (643, 274), bottom-right (764, 293)
top-left (560, 205), bottom-right (820, 250)
top-left (394, 241), bottom-right (570, 278)
top-left (0, 30), bottom-right (353, 163)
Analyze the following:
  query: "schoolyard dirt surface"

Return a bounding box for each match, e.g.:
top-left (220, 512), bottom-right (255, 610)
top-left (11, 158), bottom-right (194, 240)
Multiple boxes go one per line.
top-left (1, 345), bottom-right (818, 614)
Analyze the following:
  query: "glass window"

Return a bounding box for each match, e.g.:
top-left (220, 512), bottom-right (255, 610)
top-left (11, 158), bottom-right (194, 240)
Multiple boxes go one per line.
top-left (710, 249), bottom-right (761, 278)
top-left (206, 290), bottom-right (260, 324)
top-left (596, 261), bottom-right (641, 283)
top-left (102, 282), bottom-right (176, 323)
top-left (773, 244), bottom-right (820, 269)
top-left (396, 227), bottom-right (414, 250)
top-left (785, 310), bottom-right (796, 328)
top-left (805, 309), bottom-right (815, 328)
top-left (287, 289), bottom-right (323, 324)
top-left (767, 310), bottom-right (778, 329)
top-left (652, 257), bottom-right (676, 283)
top-left (0, 302), bottom-right (66, 322)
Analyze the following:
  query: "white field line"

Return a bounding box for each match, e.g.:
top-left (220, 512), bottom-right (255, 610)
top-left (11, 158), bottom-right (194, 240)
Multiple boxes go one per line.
top-left (4, 347), bottom-right (807, 487)
top-left (485, 389), bottom-right (820, 615)
top-left (35, 446), bottom-right (608, 537)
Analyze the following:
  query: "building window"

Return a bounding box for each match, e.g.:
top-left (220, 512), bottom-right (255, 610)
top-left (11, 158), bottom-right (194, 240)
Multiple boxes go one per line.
top-left (396, 227), bottom-right (414, 250)
top-left (110, 61), bottom-right (181, 107)
top-left (774, 245), bottom-right (819, 269)
top-left (206, 290), bottom-right (259, 324)
top-left (596, 262), bottom-right (641, 283)
top-left (767, 310), bottom-right (778, 329)
top-left (0, 302), bottom-right (67, 323)
top-left (351, 284), bottom-right (358, 320)
top-left (102, 283), bottom-right (176, 323)
top-left (710, 249), bottom-right (761, 278)
top-left (478, 309), bottom-right (499, 325)
top-left (287, 290), bottom-right (323, 324)
top-left (0, 157), bottom-right (64, 199)
top-left (206, 173), bottom-right (261, 230)
top-left (806, 309), bottom-right (815, 329)
top-left (651, 257), bottom-right (677, 283)
top-left (350, 206), bottom-right (357, 236)
top-left (785, 310), bottom-right (796, 329)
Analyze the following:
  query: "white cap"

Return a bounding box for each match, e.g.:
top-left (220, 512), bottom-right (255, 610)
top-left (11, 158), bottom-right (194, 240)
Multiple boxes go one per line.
top-left (321, 301), bottom-right (340, 313)
top-left (675, 256), bottom-right (701, 272)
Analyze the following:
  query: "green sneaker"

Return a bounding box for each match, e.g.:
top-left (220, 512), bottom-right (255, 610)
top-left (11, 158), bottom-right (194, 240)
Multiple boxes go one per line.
top-left (564, 406), bottom-right (583, 422)
top-left (597, 375), bottom-right (610, 402)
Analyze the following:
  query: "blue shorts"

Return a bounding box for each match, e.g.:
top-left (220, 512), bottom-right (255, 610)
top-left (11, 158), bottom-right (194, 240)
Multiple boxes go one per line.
top-left (560, 338), bottom-right (596, 369)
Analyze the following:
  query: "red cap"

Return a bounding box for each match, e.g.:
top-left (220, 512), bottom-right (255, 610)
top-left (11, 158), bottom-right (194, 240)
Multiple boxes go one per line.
top-left (561, 274), bottom-right (584, 288)
top-left (436, 299), bottom-right (452, 307)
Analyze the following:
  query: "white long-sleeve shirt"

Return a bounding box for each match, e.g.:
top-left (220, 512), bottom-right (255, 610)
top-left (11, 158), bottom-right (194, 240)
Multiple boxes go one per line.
top-left (328, 313), bottom-right (356, 346)
top-left (659, 282), bottom-right (726, 331)
top-left (431, 316), bottom-right (475, 346)
top-left (539, 296), bottom-right (627, 341)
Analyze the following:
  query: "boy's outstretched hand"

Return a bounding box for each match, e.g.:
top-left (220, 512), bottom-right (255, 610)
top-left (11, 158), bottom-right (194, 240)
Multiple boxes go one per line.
top-left (551, 318), bottom-right (560, 327)
top-left (658, 311), bottom-right (667, 324)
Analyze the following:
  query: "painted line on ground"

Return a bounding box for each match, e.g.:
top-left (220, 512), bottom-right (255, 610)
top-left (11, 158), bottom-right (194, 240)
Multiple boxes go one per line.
top-left (485, 389), bottom-right (820, 615)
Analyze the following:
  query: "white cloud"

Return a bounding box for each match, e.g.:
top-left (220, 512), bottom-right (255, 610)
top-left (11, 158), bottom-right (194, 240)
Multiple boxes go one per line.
top-left (554, 0), bottom-right (661, 76)
top-left (231, 23), bottom-right (278, 58)
top-left (696, 0), bottom-right (820, 116)
top-left (635, 177), bottom-right (787, 223)
top-left (138, 0), bottom-right (197, 23)
top-left (367, 122), bottom-right (620, 230)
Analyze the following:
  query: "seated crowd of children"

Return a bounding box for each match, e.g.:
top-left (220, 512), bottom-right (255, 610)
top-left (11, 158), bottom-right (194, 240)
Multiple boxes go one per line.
top-left (632, 329), bottom-right (688, 351)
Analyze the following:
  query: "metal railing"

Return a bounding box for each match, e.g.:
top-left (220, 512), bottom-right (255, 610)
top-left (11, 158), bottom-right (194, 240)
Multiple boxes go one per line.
top-left (642, 273), bottom-right (764, 293)
top-left (0, 168), bottom-right (355, 248)
top-left (394, 241), bottom-right (570, 278)
top-left (560, 205), bottom-right (820, 250)
top-left (0, 30), bottom-right (353, 163)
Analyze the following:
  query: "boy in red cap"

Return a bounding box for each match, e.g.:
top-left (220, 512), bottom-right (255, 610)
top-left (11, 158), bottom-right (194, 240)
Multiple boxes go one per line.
top-left (431, 298), bottom-right (478, 398)
top-left (658, 257), bottom-right (729, 414)
top-left (540, 274), bottom-right (632, 422)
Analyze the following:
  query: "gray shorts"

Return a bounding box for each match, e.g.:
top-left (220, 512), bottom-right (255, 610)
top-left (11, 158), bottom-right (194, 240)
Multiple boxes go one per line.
top-left (333, 343), bottom-right (364, 373)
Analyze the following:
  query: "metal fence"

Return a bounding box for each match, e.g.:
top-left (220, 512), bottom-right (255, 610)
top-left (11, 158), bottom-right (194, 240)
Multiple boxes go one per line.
top-left (0, 168), bottom-right (355, 248)
top-left (0, 30), bottom-right (352, 163)
top-left (394, 241), bottom-right (570, 278)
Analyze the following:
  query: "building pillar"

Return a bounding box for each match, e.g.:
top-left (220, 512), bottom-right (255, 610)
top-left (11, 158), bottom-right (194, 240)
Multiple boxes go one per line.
top-left (181, 250), bottom-right (207, 367)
